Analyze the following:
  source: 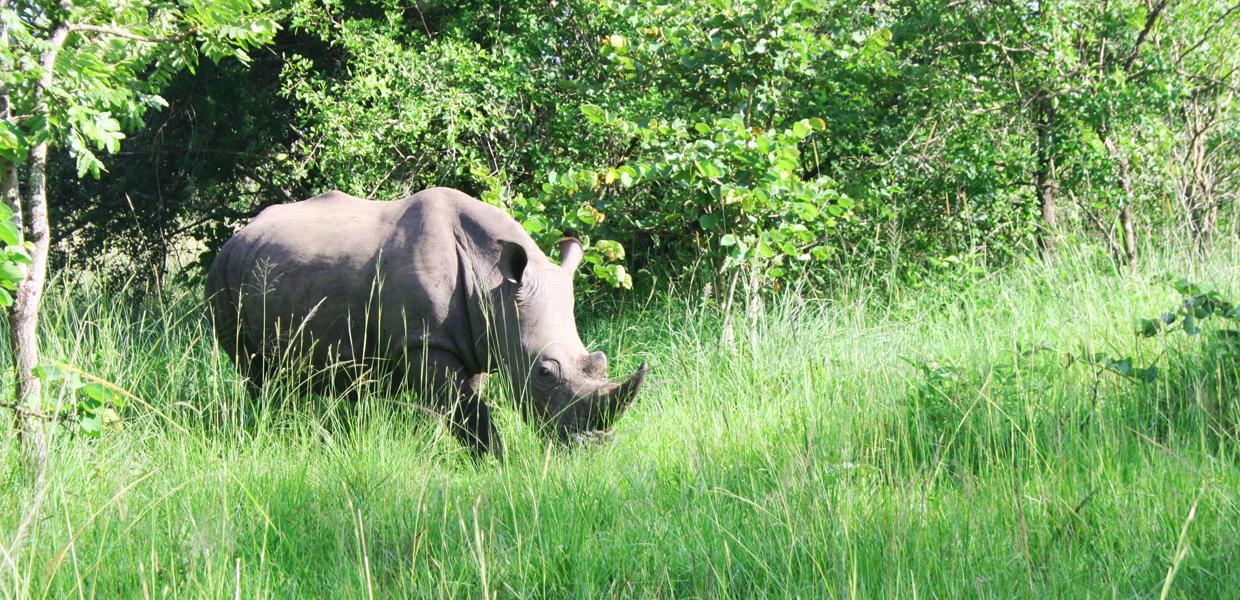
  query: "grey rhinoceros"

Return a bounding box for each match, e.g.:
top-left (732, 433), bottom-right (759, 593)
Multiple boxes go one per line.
top-left (205, 187), bottom-right (647, 457)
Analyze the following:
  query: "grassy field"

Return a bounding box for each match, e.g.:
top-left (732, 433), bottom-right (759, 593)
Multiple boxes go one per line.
top-left (2, 244), bottom-right (1238, 599)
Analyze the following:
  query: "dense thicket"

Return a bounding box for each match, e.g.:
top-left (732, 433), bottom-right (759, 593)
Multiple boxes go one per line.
top-left (44, 0), bottom-right (1240, 291)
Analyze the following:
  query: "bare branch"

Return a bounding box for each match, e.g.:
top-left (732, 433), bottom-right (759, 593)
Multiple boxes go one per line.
top-left (1175, 69), bottom-right (1240, 93)
top-left (1174, 2), bottom-right (1240, 66)
top-left (933, 40), bottom-right (1031, 53)
top-left (0, 400), bottom-right (76, 422)
top-left (969, 87), bottom-right (1085, 115)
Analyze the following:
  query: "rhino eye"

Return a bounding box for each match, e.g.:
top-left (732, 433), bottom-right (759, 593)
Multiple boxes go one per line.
top-left (535, 362), bottom-right (560, 382)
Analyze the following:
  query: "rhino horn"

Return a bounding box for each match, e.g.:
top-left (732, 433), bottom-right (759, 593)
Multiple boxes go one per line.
top-left (561, 361), bottom-right (648, 438)
top-left (601, 361), bottom-right (647, 425)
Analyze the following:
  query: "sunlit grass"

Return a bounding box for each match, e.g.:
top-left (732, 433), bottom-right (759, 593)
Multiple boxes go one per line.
top-left (1, 241), bottom-right (1237, 598)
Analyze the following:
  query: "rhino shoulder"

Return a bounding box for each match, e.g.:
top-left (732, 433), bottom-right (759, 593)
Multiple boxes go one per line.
top-left (254, 190), bottom-right (367, 219)
top-left (409, 188), bottom-right (530, 240)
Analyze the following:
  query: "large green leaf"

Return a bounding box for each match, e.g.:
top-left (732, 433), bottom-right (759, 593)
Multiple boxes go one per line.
top-left (0, 219), bottom-right (19, 246)
top-left (0, 121), bottom-right (28, 164)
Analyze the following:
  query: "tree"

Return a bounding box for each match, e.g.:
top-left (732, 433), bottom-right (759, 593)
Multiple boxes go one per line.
top-left (0, 0), bottom-right (277, 471)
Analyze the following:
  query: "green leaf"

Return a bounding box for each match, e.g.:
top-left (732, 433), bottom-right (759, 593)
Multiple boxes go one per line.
top-left (720, 234), bottom-right (737, 246)
top-left (699, 213), bottom-right (722, 230)
top-left (594, 239), bottom-right (625, 261)
top-left (0, 287), bottom-right (11, 307)
top-left (0, 121), bottom-right (28, 164)
top-left (33, 362), bottom-right (63, 383)
top-left (1172, 279), bottom-right (1201, 296)
top-left (580, 104), bottom-right (606, 124)
top-left (0, 261), bottom-right (23, 283)
top-left (75, 148), bottom-right (106, 179)
top-left (1137, 318), bottom-right (1160, 338)
top-left (0, 219), bottom-right (19, 246)
top-left (80, 412), bottom-right (102, 438)
top-left (6, 246), bottom-right (32, 264)
top-left (792, 120), bottom-right (811, 137)
top-left (82, 382), bottom-right (124, 406)
top-left (1183, 314), bottom-right (1200, 335)
top-left (694, 122), bottom-right (712, 134)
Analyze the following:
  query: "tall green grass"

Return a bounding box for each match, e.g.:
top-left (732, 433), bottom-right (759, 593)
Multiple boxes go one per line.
top-left (1, 242), bottom-right (1237, 599)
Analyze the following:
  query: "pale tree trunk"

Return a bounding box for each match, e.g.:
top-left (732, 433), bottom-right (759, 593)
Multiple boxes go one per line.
top-left (12, 20), bottom-right (70, 473)
top-left (1102, 135), bottom-right (1139, 274)
top-left (1120, 201), bottom-right (1137, 272)
top-left (1034, 96), bottom-right (1058, 260)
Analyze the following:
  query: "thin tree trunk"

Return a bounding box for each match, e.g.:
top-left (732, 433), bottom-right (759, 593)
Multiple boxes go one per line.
top-left (1034, 96), bottom-right (1058, 259)
top-left (0, 12), bottom-right (18, 220)
top-left (1120, 201), bottom-right (1137, 273)
top-left (13, 18), bottom-right (71, 473)
top-left (1103, 135), bottom-right (1139, 274)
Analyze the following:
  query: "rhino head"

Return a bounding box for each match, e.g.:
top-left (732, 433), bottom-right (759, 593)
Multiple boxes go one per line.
top-left (494, 237), bottom-right (647, 440)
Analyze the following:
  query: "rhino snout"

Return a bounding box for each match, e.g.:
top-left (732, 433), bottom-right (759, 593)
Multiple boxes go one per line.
top-left (555, 361), bottom-right (648, 439)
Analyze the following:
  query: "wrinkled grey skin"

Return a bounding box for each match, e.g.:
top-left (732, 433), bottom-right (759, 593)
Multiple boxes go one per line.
top-left (205, 187), bottom-right (646, 457)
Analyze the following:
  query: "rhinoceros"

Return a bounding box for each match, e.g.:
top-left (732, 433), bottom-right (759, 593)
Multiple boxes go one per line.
top-left (205, 187), bottom-right (647, 457)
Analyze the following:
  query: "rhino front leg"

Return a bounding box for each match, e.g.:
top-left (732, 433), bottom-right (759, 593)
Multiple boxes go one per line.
top-left (450, 373), bottom-right (502, 461)
top-left (409, 349), bottom-right (503, 460)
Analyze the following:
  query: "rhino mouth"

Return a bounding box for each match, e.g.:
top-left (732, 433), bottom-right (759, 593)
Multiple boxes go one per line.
top-left (555, 361), bottom-right (648, 440)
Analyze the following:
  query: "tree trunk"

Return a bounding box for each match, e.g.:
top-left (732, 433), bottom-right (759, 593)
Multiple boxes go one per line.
top-left (14, 145), bottom-right (50, 471)
top-left (1034, 96), bottom-right (1058, 259)
top-left (1103, 135), bottom-right (1139, 274)
top-left (0, 13), bottom-right (18, 222)
top-left (12, 20), bottom-right (70, 473)
top-left (1120, 201), bottom-right (1137, 273)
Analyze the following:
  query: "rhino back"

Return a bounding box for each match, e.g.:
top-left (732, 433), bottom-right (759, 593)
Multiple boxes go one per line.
top-left (214, 188), bottom-right (541, 377)
top-left (218, 191), bottom-right (450, 366)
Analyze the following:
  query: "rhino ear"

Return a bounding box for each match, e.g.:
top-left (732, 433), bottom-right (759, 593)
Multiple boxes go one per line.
top-left (558, 237), bottom-right (584, 273)
top-left (498, 240), bottom-right (528, 285)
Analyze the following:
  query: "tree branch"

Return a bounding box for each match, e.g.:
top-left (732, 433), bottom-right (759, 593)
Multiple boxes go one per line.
top-left (0, 400), bottom-right (76, 422)
top-left (969, 87), bottom-right (1085, 115)
top-left (1123, 0), bottom-right (1169, 73)
top-left (68, 23), bottom-right (190, 44)
top-left (1175, 69), bottom-right (1239, 93)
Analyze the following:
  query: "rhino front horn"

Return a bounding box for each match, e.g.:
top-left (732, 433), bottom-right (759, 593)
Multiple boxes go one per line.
top-left (596, 361), bottom-right (648, 429)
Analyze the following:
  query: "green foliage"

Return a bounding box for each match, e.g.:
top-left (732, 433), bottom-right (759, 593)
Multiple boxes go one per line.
top-left (16, 0), bottom-right (1240, 295)
top-left (1137, 280), bottom-right (1240, 421)
top-left (580, 106), bottom-right (849, 280)
top-left (0, 204), bottom-right (33, 307)
top-left (2, 0), bottom-right (280, 179)
top-left (0, 120), bottom-right (28, 164)
top-left (584, 0), bottom-right (884, 284)
top-left (1054, 276), bottom-right (1240, 432)
top-left (30, 361), bottom-right (128, 438)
